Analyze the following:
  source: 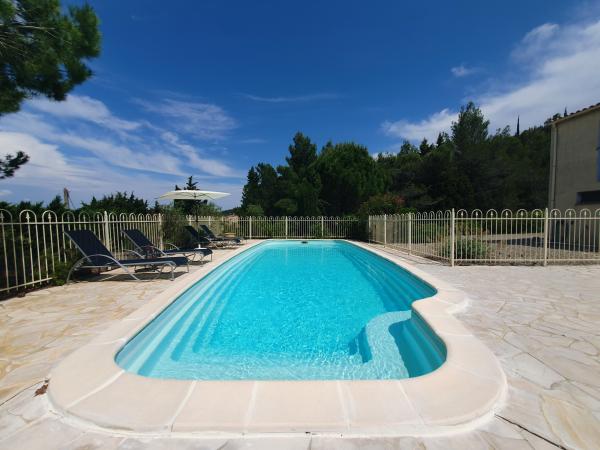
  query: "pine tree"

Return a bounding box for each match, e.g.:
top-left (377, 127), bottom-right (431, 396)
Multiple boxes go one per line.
top-left (0, 151), bottom-right (29, 179)
top-left (0, 1), bottom-right (101, 114)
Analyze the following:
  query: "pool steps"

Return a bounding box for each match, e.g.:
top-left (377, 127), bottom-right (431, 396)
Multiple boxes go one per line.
top-left (118, 241), bottom-right (443, 380)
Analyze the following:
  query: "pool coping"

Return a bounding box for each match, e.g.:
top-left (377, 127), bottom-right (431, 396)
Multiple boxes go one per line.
top-left (47, 239), bottom-right (507, 436)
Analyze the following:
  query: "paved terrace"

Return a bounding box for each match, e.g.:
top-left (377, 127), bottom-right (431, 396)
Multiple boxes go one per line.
top-left (0, 242), bottom-right (599, 449)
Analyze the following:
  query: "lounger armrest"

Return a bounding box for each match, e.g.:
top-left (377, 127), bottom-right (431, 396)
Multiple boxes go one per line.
top-left (141, 244), bottom-right (166, 258)
top-left (164, 242), bottom-right (181, 251)
top-left (123, 249), bottom-right (145, 259)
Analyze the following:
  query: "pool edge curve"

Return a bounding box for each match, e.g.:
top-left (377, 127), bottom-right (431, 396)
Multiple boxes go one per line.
top-left (47, 239), bottom-right (507, 436)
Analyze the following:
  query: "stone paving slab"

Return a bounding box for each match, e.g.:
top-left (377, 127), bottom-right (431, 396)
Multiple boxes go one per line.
top-left (0, 242), bottom-right (599, 449)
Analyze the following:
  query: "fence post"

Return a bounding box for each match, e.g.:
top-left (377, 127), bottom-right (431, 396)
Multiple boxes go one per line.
top-left (103, 210), bottom-right (112, 252)
top-left (158, 213), bottom-right (164, 250)
top-left (408, 213), bottom-right (412, 254)
top-left (368, 216), bottom-right (371, 243)
top-left (450, 209), bottom-right (455, 267)
top-left (321, 216), bottom-right (324, 237)
top-left (249, 216), bottom-right (253, 240)
top-left (543, 208), bottom-right (549, 266)
top-left (383, 214), bottom-right (387, 247)
top-left (285, 216), bottom-right (288, 239)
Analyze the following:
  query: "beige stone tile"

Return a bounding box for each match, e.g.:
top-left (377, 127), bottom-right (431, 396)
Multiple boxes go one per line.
top-left (411, 296), bottom-right (454, 314)
top-left (0, 362), bottom-right (51, 387)
top-left (533, 348), bottom-right (600, 387)
top-left (217, 435), bottom-right (311, 450)
top-left (542, 395), bottom-right (600, 450)
top-left (478, 417), bottom-right (531, 450)
top-left (89, 317), bottom-right (147, 345)
top-left (342, 380), bottom-right (422, 428)
top-left (69, 372), bottom-right (193, 432)
top-left (172, 381), bottom-right (255, 432)
top-left (311, 435), bottom-right (423, 449)
top-left (506, 353), bottom-right (564, 389)
top-left (414, 308), bottom-right (473, 336)
top-left (47, 342), bottom-right (123, 408)
top-left (247, 381), bottom-right (346, 432)
top-left (62, 433), bottom-right (125, 450)
top-left (420, 432), bottom-right (490, 450)
top-left (401, 363), bottom-right (503, 426)
top-left (443, 334), bottom-right (505, 383)
top-left (499, 374), bottom-right (561, 441)
top-left (0, 417), bottom-right (85, 450)
top-left (118, 436), bottom-right (231, 450)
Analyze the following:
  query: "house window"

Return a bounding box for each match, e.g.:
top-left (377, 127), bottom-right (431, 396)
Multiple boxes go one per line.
top-left (577, 190), bottom-right (600, 204)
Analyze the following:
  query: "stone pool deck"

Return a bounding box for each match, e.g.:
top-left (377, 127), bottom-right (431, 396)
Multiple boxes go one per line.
top-left (1, 242), bottom-right (599, 449)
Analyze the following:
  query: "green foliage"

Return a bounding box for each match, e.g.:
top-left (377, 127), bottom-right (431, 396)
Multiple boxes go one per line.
top-left (50, 250), bottom-right (80, 285)
top-left (240, 103), bottom-right (551, 219)
top-left (243, 204), bottom-right (264, 216)
top-left (413, 222), bottom-right (446, 243)
top-left (442, 238), bottom-right (489, 260)
top-left (273, 198), bottom-right (297, 215)
top-left (279, 132), bottom-right (321, 216)
top-left (375, 103), bottom-right (551, 211)
top-left (190, 202), bottom-right (222, 216)
top-left (160, 205), bottom-right (196, 248)
top-left (357, 193), bottom-right (410, 217)
top-left (79, 192), bottom-right (150, 215)
top-left (0, 192), bottom-right (158, 218)
top-left (317, 142), bottom-right (387, 215)
top-left (0, 151), bottom-right (29, 178)
top-left (241, 135), bottom-right (386, 217)
top-left (51, 261), bottom-right (71, 286)
top-left (0, 0), bottom-right (101, 114)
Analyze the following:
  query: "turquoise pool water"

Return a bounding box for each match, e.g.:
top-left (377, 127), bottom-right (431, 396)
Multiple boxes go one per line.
top-left (116, 240), bottom-right (446, 380)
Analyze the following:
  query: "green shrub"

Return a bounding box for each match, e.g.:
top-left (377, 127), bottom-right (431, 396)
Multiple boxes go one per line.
top-left (51, 249), bottom-right (81, 285)
top-left (51, 261), bottom-right (73, 286)
top-left (161, 206), bottom-right (197, 248)
top-left (412, 222), bottom-right (446, 243)
top-left (440, 238), bottom-right (489, 260)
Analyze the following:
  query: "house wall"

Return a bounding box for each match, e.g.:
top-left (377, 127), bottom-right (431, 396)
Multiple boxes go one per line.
top-left (550, 109), bottom-right (600, 211)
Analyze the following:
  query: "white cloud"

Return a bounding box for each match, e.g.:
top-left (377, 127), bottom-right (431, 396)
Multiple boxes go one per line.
top-left (382, 109), bottom-right (455, 142)
top-left (451, 64), bottom-right (478, 77)
top-left (0, 131), bottom-right (244, 210)
top-left (0, 93), bottom-right (246, 208)
top-left (29, 95), bottom-right (141, 132)
top-left (136, 98), bottom-right (236, 140)
top-left (0, 132), bottom-right (98, 188)
top-left (512, 23), bottom-right (559, 62)
top-left (383, 18), bottom-right (600, 142)
top-left (160, 131), bottom-right (244, 178)
top-left (241, 93), bottom-right (340, 103)
top-left (0, 111), bottom-right (184, 176)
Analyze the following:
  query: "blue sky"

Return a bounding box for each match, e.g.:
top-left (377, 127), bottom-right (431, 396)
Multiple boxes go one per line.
top-left (2, 0), bottom-right (600, 209)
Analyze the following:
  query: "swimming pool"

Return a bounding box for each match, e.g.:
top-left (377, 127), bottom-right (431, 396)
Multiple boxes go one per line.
top-left (116, 240), bottom-right (445, 380)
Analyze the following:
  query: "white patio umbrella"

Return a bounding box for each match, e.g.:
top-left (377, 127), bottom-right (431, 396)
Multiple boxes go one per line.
top-left (158, 190), bottom-right (230, 202)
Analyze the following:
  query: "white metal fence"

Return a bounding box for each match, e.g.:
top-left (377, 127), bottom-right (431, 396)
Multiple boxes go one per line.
top-left (216, 216), bottom-right (363, 239)
top-left (369, 209), bottom-right (600, 266)
top-left (0, 210), bottom-right (362, 294)
top-left (4, 207), bottom-right (598, 295)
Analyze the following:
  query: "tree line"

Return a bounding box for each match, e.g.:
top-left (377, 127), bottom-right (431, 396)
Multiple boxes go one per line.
top-left (0, 0), bottom-right (101, 178)
top-left (0, 176), bottom-right (222, 218)
top-left (239, 102), bottom-right (552, 217)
